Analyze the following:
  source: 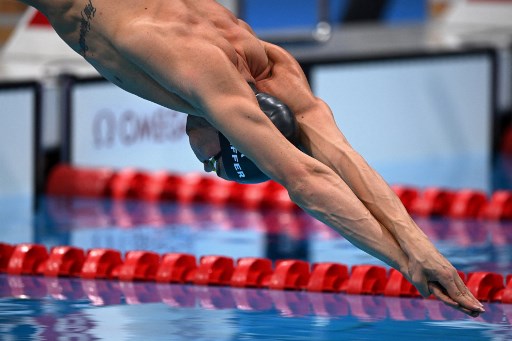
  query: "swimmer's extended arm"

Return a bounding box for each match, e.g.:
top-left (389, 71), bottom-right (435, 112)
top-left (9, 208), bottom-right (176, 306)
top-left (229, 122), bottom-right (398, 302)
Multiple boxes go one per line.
top-left (255, 43), bottom-right (484, 316)
top-left (129, 39), bottom-right (412, 271)
top-left (256, 44), bottom-right (434, 257)
top-left (196, 55), bottom-right (409, 270)
top-left (114, 24), bottom-right (482, 316)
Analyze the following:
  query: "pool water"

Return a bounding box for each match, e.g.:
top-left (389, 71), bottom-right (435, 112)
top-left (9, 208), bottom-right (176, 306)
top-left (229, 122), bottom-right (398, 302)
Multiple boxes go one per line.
top-left (2, 197), bottom-right (512, 340)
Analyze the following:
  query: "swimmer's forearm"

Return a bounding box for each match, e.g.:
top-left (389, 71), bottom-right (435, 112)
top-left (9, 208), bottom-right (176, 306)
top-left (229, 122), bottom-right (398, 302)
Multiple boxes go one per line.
top-left (337, 148), bottom-right (434, 256)
top-left (201, 84), bottom-right (410, 271)
top-left (286, 167), bottom-right (409, 272)
top-left (298, 101), bottom-right (433, 258)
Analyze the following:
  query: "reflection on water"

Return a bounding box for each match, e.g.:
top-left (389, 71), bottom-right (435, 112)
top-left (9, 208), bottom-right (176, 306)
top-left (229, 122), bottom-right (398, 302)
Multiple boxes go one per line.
top-left (1, 275), bottom-right (512, 341)
top-left (1, 197), bottom-right (512, 340)
top-left (36, 197), bottom-right (512, 274)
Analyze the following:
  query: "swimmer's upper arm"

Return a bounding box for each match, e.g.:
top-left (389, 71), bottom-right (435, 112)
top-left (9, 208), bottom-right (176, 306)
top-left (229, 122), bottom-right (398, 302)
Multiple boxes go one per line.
top-left (202, 77), bottom-right (411, 274)
top-left (200, 69), bottom-right (413, 265)
top-left (118, 30), bottom-right (311, 186)
top-left (184, 47), bottom-right (312, 187)
top-left (207, 93), bottom-right (307, 185)
top-left (201, 88), bottom-right (304, 185)
top-left (113, 22), bottom-right (414, 279)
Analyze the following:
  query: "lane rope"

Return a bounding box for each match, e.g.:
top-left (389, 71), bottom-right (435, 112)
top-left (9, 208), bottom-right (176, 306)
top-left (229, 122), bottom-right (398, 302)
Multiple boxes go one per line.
top-left (1, 243), bottom-right (511, 304)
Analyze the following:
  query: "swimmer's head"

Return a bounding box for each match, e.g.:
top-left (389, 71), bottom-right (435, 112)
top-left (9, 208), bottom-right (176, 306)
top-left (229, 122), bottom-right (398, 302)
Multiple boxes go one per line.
top-left (186, 85), bottom-right (300, 184)
top-left (186, 115), bottom-right (226, 175)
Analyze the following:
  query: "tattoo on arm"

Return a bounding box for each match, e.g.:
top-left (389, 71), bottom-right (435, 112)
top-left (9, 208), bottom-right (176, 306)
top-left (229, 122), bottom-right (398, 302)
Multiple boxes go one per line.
top-left (79, 0), bottom-right (96, 57)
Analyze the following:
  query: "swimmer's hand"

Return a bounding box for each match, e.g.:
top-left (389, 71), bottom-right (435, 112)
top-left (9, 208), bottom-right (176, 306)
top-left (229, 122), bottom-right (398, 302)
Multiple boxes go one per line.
top-left (406, 250), bottom-right (485, 318)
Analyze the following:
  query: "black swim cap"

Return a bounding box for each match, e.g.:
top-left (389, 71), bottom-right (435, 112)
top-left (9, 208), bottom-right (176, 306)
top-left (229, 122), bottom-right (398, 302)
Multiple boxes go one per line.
top-left (217, 85), bottom-right (300, 184)
top-left (218, 133), bottom-right (269, 184)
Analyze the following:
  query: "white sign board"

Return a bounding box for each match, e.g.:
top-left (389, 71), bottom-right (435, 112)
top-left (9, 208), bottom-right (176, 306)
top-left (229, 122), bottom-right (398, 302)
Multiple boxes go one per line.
top-left (68, 78), bottom-right (203, 173)
top-left (312, 52), bottom-right (494, 191)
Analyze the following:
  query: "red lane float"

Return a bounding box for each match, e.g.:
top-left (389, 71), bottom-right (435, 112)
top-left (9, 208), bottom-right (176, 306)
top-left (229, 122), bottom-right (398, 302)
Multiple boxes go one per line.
top-left (237, 183), bottom-right (268, 210)
top-left (175, 173), bottom-right (207, 204)
top-left (484, 191), bottom-right (512, 220)
top-left (46, 164), bottom-right (512, 221)
top-left (203, 180), bottom-right (237, 206)
top-left (260, 181), bottom-right (297, 211)
top-left (194, 255), bottom-right (235, 286)
top-left (449, 190), bottom-right (488, 219)
top-left (114, 250), bottom-right (160, 281)
top-left (0, 243), bottom-right (15, 273)
top-left (412, 187), bottom-right (455, 217)
top-left (183, 175), bottom-right (232, 205)
top-left (345, 265), bottom-right (388, 295)
top-left (307, 262), bottom-right (349, 293)
top-left (466, 272), bottom-right (505, 302)
top-left (47, 164), bottom-right (114, 198)
top-left (391, 186), bottom-right (419, 213)
top-left (109, 169), bottom-right (152, 200)
top-left (6, 241), bottom-right (512, 306)
top-left (231, 257), bottom-right (273, 288)
top-left (384, 269), bottom-right (420, 297)
top-left (268, 259), bottom-right (310, 291)
top-left (156, 253), bottom-right (197, 283)
top-left (43, 246), bottom-right (85, 277)
top-left (138, 172), bottom-right (181, 202)
top-left (225, 183), bottom-right (250, 206)
top-left (7, 244), bottom-right (48, 275)
top-left (80, 249), bottom-right (123, 279)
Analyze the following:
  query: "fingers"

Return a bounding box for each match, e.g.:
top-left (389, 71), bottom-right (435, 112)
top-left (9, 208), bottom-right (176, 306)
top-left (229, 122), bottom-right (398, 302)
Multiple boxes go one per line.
top-left (428, 282), bottom-right (459, 307)
top-left (442, 274), bottom-right (485, 314)
top-left (428, 281), bottom-right (484, 318)
top-left (455, 276), bottom-right (484, 310)
top-left (406, 255), bottom-right (485, 317)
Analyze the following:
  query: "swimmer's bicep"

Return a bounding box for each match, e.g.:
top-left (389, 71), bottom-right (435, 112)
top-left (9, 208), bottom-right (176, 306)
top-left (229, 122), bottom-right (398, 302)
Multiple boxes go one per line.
top-left (121, 37), bottom-right (307, 183)
top-left (178, 47), bottom-right (307, 184)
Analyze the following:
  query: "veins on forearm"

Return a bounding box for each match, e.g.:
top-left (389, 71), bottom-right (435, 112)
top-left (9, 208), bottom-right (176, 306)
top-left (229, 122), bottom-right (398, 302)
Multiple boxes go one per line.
top-left (79, 0), bottom-right (96, 57)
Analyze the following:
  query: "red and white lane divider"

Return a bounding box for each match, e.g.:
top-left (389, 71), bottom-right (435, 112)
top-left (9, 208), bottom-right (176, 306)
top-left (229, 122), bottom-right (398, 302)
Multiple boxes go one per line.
top-left (1, 242), bottom-right (512, 304)
top-left (46, 164), bottom-right (512, 220)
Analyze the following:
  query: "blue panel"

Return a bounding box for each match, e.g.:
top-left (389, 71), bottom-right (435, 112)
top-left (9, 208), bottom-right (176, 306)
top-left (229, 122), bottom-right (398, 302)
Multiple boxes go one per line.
top-left (329, 0), bottom-right (350, 24)
top-left (243, 0), bottom-right (318, 30)
top-left (384, 0), bottom-right (427, 23)
top-left (242, 0), bottom-right (427, 29)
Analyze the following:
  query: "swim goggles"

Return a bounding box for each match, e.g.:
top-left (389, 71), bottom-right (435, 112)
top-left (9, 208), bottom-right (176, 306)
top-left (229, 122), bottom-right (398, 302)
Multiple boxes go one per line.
top-left (203, 151), bottom-right (222, 176)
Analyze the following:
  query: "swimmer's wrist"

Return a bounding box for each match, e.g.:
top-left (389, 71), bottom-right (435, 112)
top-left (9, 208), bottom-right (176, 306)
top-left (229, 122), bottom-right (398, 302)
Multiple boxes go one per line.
top-left (387, 219), bottom-right (433, 257)
top-left (401, 237), bottom-right (439, 265)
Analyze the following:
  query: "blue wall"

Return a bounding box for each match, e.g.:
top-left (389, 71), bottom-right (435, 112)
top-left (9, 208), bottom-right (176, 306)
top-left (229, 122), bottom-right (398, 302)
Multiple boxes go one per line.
top-left (242, 0), bottom-right (427, 31)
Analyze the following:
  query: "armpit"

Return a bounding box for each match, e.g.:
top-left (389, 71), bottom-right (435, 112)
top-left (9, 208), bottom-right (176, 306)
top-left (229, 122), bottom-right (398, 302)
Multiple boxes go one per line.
top-left (186, 115), bottom-right (215, 135)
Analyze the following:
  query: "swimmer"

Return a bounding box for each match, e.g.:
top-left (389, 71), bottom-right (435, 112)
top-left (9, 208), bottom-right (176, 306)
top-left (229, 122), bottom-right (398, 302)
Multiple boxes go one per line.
top-left (18, 0), bottom-right (484, 316)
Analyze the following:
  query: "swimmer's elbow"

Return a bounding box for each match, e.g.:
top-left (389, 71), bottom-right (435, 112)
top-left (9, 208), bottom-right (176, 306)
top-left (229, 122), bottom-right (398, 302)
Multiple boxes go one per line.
top-left (280, 160), bottom-right (335, 204)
